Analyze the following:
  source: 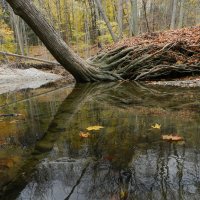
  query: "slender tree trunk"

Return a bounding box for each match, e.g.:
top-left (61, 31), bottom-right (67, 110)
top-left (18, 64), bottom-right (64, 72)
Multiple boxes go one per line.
top-left (170, 0), bottom-right (177, 29)
top-left (130, 0), bottom-right (138, 36)
top-left (196, 6), bottom-right (200, 24)
top-left (6, 0), bottom-right (118, 82)
top-left (178, 0), bottom-right (185, 28)
top-left (88, 0), bottom-right (98, 44)
top-left (94, 0), bottom-right (118, 42)
top-left (8, 6), bottom-right (25, 55)
top-left (117, 0), bottom-right (123, 39)
top-left (142, 0), bottom-right (150, 32)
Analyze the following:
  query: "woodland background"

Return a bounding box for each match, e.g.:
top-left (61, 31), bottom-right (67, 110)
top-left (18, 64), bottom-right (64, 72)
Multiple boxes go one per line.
top-left (0, 0), bottom-right (200, 60)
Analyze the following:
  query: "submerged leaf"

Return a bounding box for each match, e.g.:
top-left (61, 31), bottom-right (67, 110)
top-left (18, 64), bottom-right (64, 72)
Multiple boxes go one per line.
top-left (86, 125), bottom-right (104, 131)
top-left (151, 123), bottom-right (161, 129)
top-left (79, 132), bottom-right (90, 138)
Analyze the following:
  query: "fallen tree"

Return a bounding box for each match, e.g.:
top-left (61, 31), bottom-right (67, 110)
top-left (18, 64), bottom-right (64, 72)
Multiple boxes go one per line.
top-left (6, 0), bottom-right (200, 82)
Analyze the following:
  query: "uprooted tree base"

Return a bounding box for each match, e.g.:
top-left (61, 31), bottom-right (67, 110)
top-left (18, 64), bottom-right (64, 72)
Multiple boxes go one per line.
top-left (87, 26), bottom-right (200, 81)
top-left (3, 26), bottom-right (200, 82)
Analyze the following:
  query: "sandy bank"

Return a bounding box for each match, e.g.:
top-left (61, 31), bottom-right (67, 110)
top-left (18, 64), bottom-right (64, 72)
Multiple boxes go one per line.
top-left (0, 65), bottom-right (62, 94)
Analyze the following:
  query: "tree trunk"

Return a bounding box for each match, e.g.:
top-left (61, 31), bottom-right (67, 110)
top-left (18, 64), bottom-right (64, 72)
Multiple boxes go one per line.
top-left (178, 0), bottom-right (185, 28)
top-left (6, 0), bottom-right (119, 82)
top-left (8, 6), bottom-right (25, 55)
top-left (170, 0), bottom-right (177, 29)
top-left (117, 0), bottom-right (123, 39)
top-left (130, 0), bottom-right (138, 36)
top-left (94, 0), bottom-right (118, 42)
top-left (142, 0), bottom-right (150, 33)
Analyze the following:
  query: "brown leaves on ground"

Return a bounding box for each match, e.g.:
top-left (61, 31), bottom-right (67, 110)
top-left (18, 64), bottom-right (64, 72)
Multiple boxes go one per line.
top-left (105, 26), bottom-right (200, 66)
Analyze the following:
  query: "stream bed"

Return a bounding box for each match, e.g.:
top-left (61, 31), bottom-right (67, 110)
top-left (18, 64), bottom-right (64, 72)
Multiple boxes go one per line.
top-left (0, 82), bottom-right (200, 200)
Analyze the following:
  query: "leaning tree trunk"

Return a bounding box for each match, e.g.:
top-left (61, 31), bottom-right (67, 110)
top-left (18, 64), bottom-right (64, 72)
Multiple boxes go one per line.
top-left (6, 0), bottom-right (119, 82)
top-left (94, 0), bottom-right (118, 42)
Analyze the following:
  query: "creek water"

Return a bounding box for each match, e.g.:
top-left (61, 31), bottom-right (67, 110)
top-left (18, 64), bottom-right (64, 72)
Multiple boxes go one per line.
top-left (0, 82), bottom-right (200, 200)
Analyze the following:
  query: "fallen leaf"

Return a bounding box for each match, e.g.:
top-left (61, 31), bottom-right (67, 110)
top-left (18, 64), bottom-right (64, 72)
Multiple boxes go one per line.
top-left (162, 135), bottom-right (172, 140)
top-left (162, 135), bottom-right (184, 141)
top-left (171, 135), bottom-right (184, 141)
top-left (151, 123), bottom-right (161, 129)
top-left (79, 132), bottom-right (90, 138)
top-left (86, 125), bottom-right (104, 131)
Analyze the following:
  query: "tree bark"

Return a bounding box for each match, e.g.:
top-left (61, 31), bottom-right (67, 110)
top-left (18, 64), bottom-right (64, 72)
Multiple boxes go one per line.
top-left (6, 0), bottom-right (119, 82)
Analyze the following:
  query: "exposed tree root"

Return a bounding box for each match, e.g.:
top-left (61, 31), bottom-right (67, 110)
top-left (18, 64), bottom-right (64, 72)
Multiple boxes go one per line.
top-left (89, 39), bottom-right (200, 81)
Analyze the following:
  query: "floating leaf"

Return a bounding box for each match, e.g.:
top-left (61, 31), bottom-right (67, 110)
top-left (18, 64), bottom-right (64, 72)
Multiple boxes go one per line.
top-left (171, 135), bottom-right (184, 141)
top-left (151, 123), bottom-right (161, 129)
top-left (162, 135), bottom-right (184, 141)
top-left (79, 132), bottom-right (90, 138)
top-left (86, 125), bottom-right (104, 131)
top-left (162, 135), bottom-right (172, 140)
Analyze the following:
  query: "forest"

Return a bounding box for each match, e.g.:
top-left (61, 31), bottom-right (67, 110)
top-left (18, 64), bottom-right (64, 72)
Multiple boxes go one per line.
top-left (0, 0), bottom-right (199, 55)
top-left (0, 1), bottom-right (200, 200)
top-left (0, 0), bottom-right (200, 82)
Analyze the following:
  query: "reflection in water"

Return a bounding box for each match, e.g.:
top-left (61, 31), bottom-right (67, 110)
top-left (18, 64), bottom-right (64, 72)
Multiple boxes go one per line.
top-left (1, 82), bottom-right (200, 200)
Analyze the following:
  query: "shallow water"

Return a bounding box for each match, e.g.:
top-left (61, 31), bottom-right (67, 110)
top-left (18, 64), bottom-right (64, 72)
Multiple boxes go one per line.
top-left (0, 82), bottom-right (200, 200)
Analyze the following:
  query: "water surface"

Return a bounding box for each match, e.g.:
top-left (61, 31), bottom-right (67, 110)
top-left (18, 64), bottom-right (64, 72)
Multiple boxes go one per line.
top-left (1, 82), bottom-right (200, 200)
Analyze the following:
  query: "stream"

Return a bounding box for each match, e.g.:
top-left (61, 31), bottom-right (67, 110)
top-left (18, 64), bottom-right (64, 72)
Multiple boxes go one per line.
top-left (0, 82), bottom-right (200, 200)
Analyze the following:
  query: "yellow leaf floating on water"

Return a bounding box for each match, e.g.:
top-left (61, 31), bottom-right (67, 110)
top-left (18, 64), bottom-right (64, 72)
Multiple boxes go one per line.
top-left (151, 123), bottom-right (161, 129)
top-left (79, 132), bottom-right (90, 138)
top-left (86, 125), bottom-right (104, 131)
top-left (162, 135), bottom-right (184, 141)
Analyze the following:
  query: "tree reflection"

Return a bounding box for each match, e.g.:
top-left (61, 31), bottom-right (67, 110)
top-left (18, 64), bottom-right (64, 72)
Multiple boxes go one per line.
top-left (1, 82), bottom-right (200, 200)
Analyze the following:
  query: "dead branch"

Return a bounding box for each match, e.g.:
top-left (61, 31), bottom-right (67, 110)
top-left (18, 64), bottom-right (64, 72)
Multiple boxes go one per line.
top-left (0, 51), bottom-right (60, 65)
